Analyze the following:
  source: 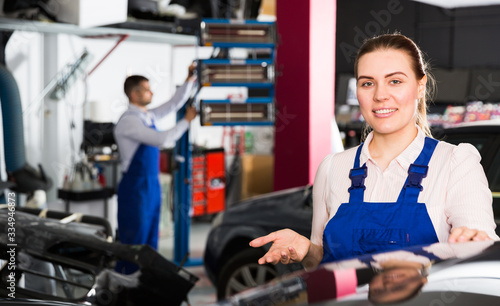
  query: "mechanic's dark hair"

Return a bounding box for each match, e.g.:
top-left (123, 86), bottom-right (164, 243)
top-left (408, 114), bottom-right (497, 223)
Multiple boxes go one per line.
top-left (124, 75), bottom-right (149, 99)
top-left (354, 33), bottom-right (436, 139)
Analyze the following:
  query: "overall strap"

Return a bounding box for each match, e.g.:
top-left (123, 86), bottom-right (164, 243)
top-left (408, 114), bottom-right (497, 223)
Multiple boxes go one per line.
top-left (398, 137), bottom-right (439, 203)
top-left (348, 144), bottom-right (368, 203)
top-left (150, 116), bottom-right (157, 130)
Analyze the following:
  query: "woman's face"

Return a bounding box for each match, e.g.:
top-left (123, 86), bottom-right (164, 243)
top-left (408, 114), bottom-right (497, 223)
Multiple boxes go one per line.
top-left (356, 49), bottom-right (426, 138)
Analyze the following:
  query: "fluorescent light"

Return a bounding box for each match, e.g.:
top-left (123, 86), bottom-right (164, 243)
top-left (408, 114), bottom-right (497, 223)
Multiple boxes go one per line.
top-left (413, 0), bottom-right (500, 9)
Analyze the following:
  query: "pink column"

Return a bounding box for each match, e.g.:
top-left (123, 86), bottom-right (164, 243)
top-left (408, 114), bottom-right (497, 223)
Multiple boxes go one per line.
top-left (274, 0), bottom-right (336, 191)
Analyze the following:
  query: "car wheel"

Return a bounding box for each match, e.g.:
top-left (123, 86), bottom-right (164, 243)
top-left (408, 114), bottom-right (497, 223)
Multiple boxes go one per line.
top-left (217, 248), bottom-right (278, 300)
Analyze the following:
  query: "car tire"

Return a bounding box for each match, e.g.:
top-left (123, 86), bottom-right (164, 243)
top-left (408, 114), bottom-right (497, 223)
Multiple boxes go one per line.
top-left (217, 248), bottom-right (278, 300)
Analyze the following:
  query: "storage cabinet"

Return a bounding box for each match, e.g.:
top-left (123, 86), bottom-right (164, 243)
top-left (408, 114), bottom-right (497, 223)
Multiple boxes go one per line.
top-left (191, 148), bottom-right (225, 217)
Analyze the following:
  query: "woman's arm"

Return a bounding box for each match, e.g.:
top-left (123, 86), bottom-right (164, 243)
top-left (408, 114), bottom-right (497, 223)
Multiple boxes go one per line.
top-left (445, 143), bottom-right (499, 242)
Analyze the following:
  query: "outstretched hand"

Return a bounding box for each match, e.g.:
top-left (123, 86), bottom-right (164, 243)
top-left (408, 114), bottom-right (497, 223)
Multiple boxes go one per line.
top-left (249, 229), bottom-right (311, 265)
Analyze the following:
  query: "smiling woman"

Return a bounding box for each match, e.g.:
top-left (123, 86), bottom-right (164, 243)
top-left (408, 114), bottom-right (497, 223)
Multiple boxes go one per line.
top-left (250, 33), bottom-right (499, 271)
top-left (353, 34), bottom-right (433, 170)
top-left (354, 33), bottom-right (434, 146)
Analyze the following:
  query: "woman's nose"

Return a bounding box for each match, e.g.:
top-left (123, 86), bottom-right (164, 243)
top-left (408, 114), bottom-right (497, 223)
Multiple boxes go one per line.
top-left (374, 85), bottom-right (389, 102)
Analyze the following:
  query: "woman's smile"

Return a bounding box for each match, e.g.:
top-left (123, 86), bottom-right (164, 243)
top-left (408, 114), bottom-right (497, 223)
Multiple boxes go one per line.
top-left (373, 108), bottom-right (398, 116)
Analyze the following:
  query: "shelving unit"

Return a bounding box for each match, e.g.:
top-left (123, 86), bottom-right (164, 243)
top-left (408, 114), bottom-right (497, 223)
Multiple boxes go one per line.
top-left (197, 18), bottom-right (277, 126)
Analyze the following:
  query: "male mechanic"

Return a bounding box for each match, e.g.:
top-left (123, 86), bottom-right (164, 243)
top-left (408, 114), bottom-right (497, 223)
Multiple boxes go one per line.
top-left (114, 64), bottom-right (197, 274)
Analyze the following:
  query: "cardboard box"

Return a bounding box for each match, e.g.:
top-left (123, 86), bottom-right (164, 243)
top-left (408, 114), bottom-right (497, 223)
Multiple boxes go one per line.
top-left (241, 154), bottom-right (274, 200)
top-left (53, 0), bottom-right (128, 28)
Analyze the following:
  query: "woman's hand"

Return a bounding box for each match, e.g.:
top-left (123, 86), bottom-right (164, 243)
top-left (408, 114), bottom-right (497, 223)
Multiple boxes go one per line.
top-left (448, 226), bottom-right (492, 243)
top-left (249, 229), bottom-right (311, 265)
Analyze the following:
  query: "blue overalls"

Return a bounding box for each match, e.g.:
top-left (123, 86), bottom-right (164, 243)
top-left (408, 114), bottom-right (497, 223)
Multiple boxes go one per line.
top-left (322, 137), bottom-right (440, 263)
top-left (116, 122), bottom-right (161, 274)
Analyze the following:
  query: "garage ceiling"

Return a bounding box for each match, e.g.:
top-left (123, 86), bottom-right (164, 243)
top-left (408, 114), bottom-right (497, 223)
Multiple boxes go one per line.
top-left (413, 0), bottom-right (500, 8)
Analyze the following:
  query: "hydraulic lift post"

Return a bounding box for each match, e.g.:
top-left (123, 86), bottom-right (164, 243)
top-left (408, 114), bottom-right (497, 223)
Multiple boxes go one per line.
top-left (174, 104), bottom-right (203, 267)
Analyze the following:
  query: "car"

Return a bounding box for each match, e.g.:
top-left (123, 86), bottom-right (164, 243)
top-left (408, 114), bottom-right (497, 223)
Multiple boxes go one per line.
top-left (216, 239), bottom-right (500, 305)
top-left (0, 207), bottom-right (198, 306)
top-left (203, 186), bottom-right (313, 300)
top-left (0, 299), bottom-right (82, 305)
top-left (204, 122), bottom-right (500, 300)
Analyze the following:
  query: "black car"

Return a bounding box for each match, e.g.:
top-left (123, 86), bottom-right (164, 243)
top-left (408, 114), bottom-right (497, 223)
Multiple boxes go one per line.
top-left (203, 186), bottom-right (313, 299)
top-left (0, 299), bottom-right (82, 305)
top-left (204, 122), bottom-right (500, 300)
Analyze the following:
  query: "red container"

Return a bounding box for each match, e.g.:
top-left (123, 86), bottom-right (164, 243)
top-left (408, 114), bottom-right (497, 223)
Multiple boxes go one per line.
top-left (191, 148), bottom-right (225, 217)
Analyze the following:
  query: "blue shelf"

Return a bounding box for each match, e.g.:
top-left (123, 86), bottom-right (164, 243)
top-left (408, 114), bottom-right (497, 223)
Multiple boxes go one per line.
top-left (202, 82), bottom-right (274, 88)
top-left (201, 97), bottom-right (274, 104)
top-left (202, 18), bottom-right (275, 25)
top-left (205, 42), bottom-right (276, 49)
top-left (200, 58), bottom-right (273, 65)
top-left (204, 121), bottom-right (275, 126)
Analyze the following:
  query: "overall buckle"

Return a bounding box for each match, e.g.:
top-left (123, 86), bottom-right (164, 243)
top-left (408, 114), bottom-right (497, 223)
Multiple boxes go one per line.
top-left (405, 164), bottom-right (428, 191)
top-left (348, 165), bottom-right (367, 192)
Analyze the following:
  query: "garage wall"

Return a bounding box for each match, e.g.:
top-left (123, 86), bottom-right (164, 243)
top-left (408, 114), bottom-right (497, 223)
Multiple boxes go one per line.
top-left (335, 0), bottom-right (500, 113)
top-left (337, 0), bottom-right (500, 73)
top-left (4, 32), bottom-right (187, 205)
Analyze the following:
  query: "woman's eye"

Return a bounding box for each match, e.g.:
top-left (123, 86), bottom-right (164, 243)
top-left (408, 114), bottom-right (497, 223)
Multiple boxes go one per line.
top-left (361, 81), bottom-right (373, 87)
top-left (390, 79), bottom-right (402, 85)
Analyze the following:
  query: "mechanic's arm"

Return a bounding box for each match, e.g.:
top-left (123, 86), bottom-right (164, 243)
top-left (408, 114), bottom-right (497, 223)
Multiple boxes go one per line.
top-left (117, 108), bottom-right (196, 147)
top-left (150, 63), bottom-right (197, 118)
top-left (446, 143), bottom-right (500, 242)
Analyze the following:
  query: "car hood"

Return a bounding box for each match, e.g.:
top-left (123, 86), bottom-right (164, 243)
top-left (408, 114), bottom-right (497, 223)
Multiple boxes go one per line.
top-left (217, 240), bottom-right (500, 306)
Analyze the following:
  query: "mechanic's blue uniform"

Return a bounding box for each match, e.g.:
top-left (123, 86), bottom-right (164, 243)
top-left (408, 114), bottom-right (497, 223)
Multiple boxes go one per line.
top-left (322, 137), bottom-right (440, 263)
top-left (114, 81), bottom-right (194, 274)
top-left (118, 122), bottom-right (161, 245)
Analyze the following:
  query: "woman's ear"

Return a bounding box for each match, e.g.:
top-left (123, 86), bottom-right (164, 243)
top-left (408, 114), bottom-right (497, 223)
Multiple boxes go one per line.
top-left (418, 75), bottom-right (428, 98)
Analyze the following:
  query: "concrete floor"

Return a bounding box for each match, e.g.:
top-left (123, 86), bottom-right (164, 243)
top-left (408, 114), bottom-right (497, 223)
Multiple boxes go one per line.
top-left (158, 219), bottom-right (218, 306)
